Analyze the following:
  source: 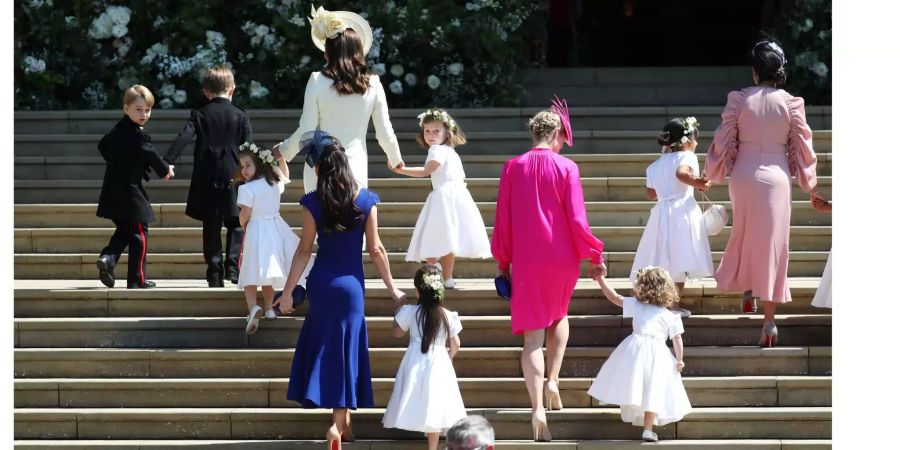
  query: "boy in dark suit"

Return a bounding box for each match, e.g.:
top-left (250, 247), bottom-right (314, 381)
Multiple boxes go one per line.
top-left (96, 85), bottom-right (174, 289)
top-left (164, 66), bottom-right (253, 287)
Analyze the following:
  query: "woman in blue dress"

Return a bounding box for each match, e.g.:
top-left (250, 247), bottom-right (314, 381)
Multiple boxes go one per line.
top-left (279, 130), bottom-right (407, 448)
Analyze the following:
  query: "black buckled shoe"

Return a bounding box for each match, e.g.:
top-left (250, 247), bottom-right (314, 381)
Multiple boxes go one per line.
top-left (96, 255), bottom-right (116, 288)
top-left (208, 274), bottom-right (225, 288)
top-left (127, 281), bottom-right (157, 289)
top-left (225, 269), bottom-right (239, 285)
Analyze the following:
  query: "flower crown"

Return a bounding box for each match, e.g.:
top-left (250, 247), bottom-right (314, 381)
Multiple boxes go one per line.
top-left (421, 273), bottom-right (445, 302)
top-left (681, 116), bottom-right (699, 143)
top-left (418, 108), bottom-right (459, 132)
top-left (753, 40), bottom-right (788, 66)
top-left (309, 5), bottom-right (347, 41)
top-left (240, 141), bottom-right (277, 167)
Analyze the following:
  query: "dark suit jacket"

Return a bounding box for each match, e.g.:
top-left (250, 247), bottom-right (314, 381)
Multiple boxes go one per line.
top-left (164, 97), bottom-right (253, 221)
top-left (96, 116), bottom-right (170, 223)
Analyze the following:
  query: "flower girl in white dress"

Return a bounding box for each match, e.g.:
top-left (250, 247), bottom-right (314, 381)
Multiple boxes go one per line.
top-left (588, 266), bottom-right (692, 442)
top-left (383, 265), bottom-right (466, 450)
top-left (235, 143), bottom-right (299, 335)
top-left (631, 117), bottom-right (714, 314)
top-left (394, 109), bottom-right (491, 288)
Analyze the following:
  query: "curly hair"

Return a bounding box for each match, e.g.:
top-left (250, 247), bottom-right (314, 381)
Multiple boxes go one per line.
top-left (633, 267), bottom-right (680, 308)
top-left (528, 110), bottom-right (561, 143)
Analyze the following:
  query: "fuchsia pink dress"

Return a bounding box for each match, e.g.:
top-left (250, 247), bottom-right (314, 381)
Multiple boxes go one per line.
top-left (705, 86), bottom-right (818, 303)
top-left (492, 148), bottom-right (605, 334)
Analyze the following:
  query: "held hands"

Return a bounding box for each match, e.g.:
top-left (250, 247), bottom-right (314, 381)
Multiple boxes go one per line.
top-left (162, 165), bottom-right (175, 181)
top-left (277, 288), bottom-right (295, 315)
top-left (675, 360), bottom-right (685, 373)
top-left (590, 263), bottom-right (608, 281)
top-left (695, 174), bottom-right (711, 192)
top-left (390, 161), bottom-right (405, 174)
top-left (272, 144), bottom-right (283, 161)
top-left (810, 191), bottom-right (831, 212)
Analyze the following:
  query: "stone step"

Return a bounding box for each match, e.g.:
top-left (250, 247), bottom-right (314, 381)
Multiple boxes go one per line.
top-left (14, 376), bottom-right (831, 409)
top-left (13, 407), bottom-right (832, 440)
top-left (14, 153), bottom-right (834, 180)
top-left (13, 251), bottom-right (832, 280)
top-left (10, 439), bottom-right (836, 449)
top-left (13, 130), bottom-right (832, 157)
top-left (12, 105), bottom-right (832, 134)
top-left (13, 177), bottom-right (833, 204)
top-left (12, 279), bottom-right (831, 318)
top-left (14, 346), bottom-right (832, 379)
top-left (13, 315), bottom-right (831, 349)
top-left (14, 225), bottom-right (832, 254)
top-left (13, 201), bottom-right (833, 228)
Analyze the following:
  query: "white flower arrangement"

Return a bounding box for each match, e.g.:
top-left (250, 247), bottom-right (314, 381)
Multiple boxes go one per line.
top-left (427, 75), bottom-right (441, 90)
top-left (88, 5), bottom-right (131, 40)
top-left (22, 56), bottom-right (46, 74)
top-left (422, 273), bottom-right (445, 294)
top-left (372, 63), bottom-right (386, 76)
top-left (811, 62), bottom-right (829, 78)
top-left (206, 30), bottom-right (226, 49)
top-left (240, 141), bottom-right (278, 166)
top-left (160, 83), bottom-right (176, 97)
top-left (158, 98), bottom-right (174, 109)
top-left (418, 108), bottom-right (459, 131)
top-left (172, 90), bottom-right (187, 104)
top-left (249, 80), bottom-right (270, 98)
top-left (404, 73), bottom-right (418, 86)
top-left (388, 80), bottom-right (403, 95)
top-left (448, 63), bottom-right (464, 76)
top-left (390, 64), bottom-right (404, 77)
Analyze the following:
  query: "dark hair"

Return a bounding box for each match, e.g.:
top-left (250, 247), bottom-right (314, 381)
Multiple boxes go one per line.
top-left (657, 117), bottom-right (699, 150)
top-left (750, 39), bottom-right (787, 87)
top-left (322, 28), bottom-right (371, 96)
top-left (316, 143), bottom-right (362, 233)
top-left (236, 150), bottom-right (280, 185)
top-left (413, 265), bottom-right (449, 354)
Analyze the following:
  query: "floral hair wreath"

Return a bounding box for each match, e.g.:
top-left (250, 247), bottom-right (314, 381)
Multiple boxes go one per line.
top-left (418, 108), bottom-right (459, 132)
top-left (421, 273), bottom-right (445, 302)
top-left (752, 40), bottom-right (788, 66)
top-left (240, 141), bottom-right (277, 167)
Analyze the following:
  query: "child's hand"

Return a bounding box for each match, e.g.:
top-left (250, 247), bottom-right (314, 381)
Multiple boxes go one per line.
top-left (163, 165), bottom-right (175, 181)
top-left (590, 263), bottom-right (607, 280)
top-left (675, 360), bottom-right (685, 373)
top-left (696, 175), bottom-right (711, 192)
top-left (391, 161), bottom-right (405, 171)
top-left (392, 288), bottom-right (407, 306)
top-left (272, 144), bottom-right (283, 161)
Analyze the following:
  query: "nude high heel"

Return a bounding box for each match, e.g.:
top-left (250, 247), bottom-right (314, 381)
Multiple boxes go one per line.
top-left (759, 321), bottom-right (778, 348)
top-left (544, 379), bottom-right (563, 410)
top-left (532, 409), bottom-right (552, 442)
top-left (326, 424), bottom-right (341, 450)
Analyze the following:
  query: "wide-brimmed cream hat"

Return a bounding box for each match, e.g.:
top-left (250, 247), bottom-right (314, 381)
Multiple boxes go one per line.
top-left (308, 5), bottom-right (373, 56)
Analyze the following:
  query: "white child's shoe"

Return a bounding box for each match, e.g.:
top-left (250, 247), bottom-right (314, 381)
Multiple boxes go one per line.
top-left (641, 430), bottom-right (659, 442)
top-left (444, 277), bottom-right (456, 289)
top-left (264, 309), bottom-right (277, 320)
top-left (245, 305), bottom-right (263, 335)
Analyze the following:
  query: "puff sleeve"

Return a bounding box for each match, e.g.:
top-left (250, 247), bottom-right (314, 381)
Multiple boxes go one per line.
top-left (704, 90), bottom-right (745, 183)
top-left (784, 93), bottom-right (818, 193)
top-left (667, 313), bottom-right (685, 339)
top-left (394, 305), bottom-right (415, 332)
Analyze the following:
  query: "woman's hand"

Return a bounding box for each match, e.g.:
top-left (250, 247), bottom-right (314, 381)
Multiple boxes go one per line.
top-left (392, 288), bottom-right (407, 308)
top-left (810, 191), bottom-right (831, 212)
top-left (675, 359), bottom-right (686, 373)
top-left (590, 263), bottom-right (607, 280)
top-left (278, 289), bottom-right (295, 315)
top-left (272, 144), bottom-right (283, 161)
top-left (696, 175), bottom-right (712, 192)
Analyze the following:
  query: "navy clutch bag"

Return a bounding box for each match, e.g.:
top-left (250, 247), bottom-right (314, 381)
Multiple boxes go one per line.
top-left (271, 285), bottom-right (306, 316)
top-left (494, 276), bottom-right (511, 301)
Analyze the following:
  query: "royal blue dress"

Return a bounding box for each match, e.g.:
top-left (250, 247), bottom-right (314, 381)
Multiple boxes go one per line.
top-left (286, 189), bottom-right (379, 409)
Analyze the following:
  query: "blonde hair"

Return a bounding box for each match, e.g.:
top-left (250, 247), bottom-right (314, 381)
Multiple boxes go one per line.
top-left (123, 85), bottom-right (155, 108)
top-left (416, 109), bottom-right (468, 148)
top-left (632, 267), bottom-right (680, 308)
top-left (202, 66), bottom-right (235, 95)
top-left (528, 110), bottom-right (561, 143)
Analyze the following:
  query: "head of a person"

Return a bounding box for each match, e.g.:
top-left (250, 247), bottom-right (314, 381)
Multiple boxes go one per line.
top-left (322, 28), bottom-right (371, 95)
top-left (633, 266), bottom-right (680, 308)
top-left (305, 132), bottom-right (362, 233)
top-left (416, 108), bottom-right (468, 149)
top-left (413, 264), bottom-right (449, 354)
top-left (123, 85), bottom-right (154, 127)
top-left (445, 415), bottom-right (495, 450)
top-left (237, 145), bottom-right (280, 185)
top-left (657, 117), bottom-right (700, 152)
top-left (202, 65), bottom-right (236, 99)
top-left (750, 38), bottom-right (787, 87)
top-left (528, 110), bottom-right (565, 152)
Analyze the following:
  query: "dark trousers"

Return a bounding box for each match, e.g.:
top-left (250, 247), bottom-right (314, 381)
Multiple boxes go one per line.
top-left (100, 220), bottom-right (149, 286)
top-left (203, 216), bottom-right (243, 280)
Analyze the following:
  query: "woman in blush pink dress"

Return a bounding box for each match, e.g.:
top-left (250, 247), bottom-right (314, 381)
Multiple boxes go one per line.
top-left (492, 99), bottom-right (605, 442)
top-left (705, 39), bottom-right (826, 347)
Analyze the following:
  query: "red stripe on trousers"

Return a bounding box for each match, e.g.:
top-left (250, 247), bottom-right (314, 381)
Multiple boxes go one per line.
top-left (138, 224), bottom-right (147, 284)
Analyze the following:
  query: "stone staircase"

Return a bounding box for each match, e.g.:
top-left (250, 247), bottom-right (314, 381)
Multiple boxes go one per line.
top-left (13, 104), bottom-right (832, 449)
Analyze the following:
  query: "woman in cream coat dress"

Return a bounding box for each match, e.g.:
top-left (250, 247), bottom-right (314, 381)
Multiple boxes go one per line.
top-left (276, 6), bottom-right (404, 193)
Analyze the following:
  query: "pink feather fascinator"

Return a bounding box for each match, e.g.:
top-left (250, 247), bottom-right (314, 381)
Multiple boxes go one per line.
top-left (551, 95), bottom-right (573, 147)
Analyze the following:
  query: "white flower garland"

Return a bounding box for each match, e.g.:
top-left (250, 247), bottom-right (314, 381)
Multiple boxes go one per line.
top-left (422, 273), bottom-right (445, 294)
top-left (240, 141), bottom-right (277, 166)
top-left (417, 108), bottom-right (459, 131)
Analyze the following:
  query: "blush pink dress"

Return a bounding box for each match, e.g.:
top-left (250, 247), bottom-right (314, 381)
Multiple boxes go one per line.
top-left (704, 86), bottom-right (818, 303)
top-left (492, 148), bottom-right (605, 334)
